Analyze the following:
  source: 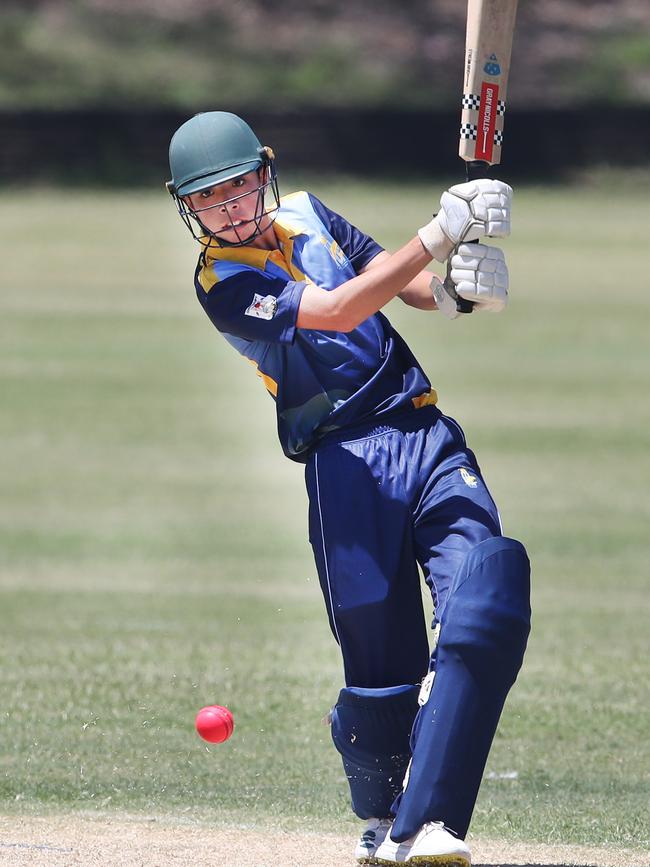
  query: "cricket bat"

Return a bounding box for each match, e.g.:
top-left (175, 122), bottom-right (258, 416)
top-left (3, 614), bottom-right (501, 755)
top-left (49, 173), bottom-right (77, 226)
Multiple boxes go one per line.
top-left (460, 0), bottom-right (519, 174)
top-left (455, 0), bottom-right (519, 312)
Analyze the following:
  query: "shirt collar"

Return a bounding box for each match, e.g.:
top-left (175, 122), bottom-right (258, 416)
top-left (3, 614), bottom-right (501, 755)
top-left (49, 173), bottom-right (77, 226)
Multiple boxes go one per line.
top-left (202, 215), bottom-right (305, 273)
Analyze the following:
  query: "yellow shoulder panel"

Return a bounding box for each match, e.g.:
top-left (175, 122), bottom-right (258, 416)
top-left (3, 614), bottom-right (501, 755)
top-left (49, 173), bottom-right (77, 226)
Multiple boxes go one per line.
top-left (412, 389), bottom-right (438, 409)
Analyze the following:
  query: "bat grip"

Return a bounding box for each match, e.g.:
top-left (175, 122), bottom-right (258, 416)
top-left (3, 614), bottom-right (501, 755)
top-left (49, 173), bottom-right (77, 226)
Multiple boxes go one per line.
top-left (466, 160), bottom-right (492, 182)
top-left (455, 160), bottom-right (493, 314)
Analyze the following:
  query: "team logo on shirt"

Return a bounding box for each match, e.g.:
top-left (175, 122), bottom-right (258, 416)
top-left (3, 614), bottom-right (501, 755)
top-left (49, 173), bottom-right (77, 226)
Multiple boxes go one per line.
top-left (460, 467), bottom-right (478, 488)
top-left (320, 234), bottom-right (348, 268)
top-left (245, 293), bottom-right (278, 320)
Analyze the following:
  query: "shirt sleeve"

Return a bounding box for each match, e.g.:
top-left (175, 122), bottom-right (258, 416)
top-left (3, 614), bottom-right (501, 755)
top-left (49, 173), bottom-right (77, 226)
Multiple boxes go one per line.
top-left (308, 193), bottom-right (384, 272)
top-left (197, 271), bottom-right (306, 345)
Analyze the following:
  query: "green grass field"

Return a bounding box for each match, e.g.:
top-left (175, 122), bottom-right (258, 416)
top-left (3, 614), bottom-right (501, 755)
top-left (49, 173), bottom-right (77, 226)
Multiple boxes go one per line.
top-left (1, 179), bottom-right (648, 850)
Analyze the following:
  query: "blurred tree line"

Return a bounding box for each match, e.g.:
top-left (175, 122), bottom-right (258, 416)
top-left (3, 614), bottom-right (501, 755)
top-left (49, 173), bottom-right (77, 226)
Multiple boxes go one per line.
top-left (1, 0), bottom-right (649, 110)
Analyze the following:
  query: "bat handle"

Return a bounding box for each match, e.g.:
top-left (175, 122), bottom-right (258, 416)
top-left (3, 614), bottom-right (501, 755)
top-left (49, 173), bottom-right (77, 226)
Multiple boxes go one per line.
top-left (456, 297), bottom-right (474, 314)
top-left (466, 159), bottom-right (492, 182)
top-left (455, 159), bottom-right (493, 314)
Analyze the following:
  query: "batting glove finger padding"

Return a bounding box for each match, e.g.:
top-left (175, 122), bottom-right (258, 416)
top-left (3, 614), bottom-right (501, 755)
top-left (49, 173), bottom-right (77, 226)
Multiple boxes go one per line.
top-left (418, 179), bottom-right (513, 262)
top-left (451, 243), bottom-right (508, 312)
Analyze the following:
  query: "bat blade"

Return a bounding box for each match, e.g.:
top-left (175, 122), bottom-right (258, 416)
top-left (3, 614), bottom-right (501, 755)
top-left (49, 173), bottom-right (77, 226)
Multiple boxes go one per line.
top-left (459, 0), bottom-right (519, 168)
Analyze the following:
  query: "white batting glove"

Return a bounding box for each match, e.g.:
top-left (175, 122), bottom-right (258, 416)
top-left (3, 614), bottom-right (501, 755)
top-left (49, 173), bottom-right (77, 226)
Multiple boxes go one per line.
top-left (452, 242), bottom-right (509, 311)
top-left (418, 179), bottom-right (512, 262)
top-left (431, 243), bottom-right (509, 319)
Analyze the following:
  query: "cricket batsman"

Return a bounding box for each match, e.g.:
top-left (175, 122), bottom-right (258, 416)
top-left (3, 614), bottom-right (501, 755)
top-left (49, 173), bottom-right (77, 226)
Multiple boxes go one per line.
top-left (167, 111), bottom-right (531, 866)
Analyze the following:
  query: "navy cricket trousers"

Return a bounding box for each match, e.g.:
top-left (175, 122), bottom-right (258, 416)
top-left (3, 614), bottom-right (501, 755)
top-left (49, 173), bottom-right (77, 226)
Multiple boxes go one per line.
top-left (305, 405), bottom-right (502, 689)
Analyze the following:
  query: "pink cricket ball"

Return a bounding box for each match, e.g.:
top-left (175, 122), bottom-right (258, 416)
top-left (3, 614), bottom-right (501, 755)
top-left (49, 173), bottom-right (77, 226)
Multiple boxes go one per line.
top-left (195, 705), bottom-right (235, 744)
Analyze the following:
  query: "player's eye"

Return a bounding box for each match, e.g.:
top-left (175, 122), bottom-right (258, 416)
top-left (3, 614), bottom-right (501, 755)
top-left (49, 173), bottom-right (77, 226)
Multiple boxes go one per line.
top-left (199, 189), bottom-right (214, 199)
top-left (232, 178), bottom-right (246, 188)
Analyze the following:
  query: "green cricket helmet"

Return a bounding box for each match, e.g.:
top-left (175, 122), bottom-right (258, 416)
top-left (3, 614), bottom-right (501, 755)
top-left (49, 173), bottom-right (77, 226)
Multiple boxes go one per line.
top-left (166, 111), bottom-right (280, 247)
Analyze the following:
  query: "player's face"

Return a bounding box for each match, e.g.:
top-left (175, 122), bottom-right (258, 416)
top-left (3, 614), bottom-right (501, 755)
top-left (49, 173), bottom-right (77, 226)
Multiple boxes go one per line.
top-left (184, 170), bottom-right (271, 243)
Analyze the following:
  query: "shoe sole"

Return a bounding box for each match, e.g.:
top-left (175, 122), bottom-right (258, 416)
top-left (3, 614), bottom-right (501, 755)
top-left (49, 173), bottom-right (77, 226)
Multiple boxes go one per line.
top-left (408, 857), bottom-right (470, 867)
top-left (368, 842), bottom-right (470, 865)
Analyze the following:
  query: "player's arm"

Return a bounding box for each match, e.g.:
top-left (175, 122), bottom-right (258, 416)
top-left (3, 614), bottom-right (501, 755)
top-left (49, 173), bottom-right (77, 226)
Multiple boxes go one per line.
top-left (296, 237), bottom-right (431, 331)
top-left (359, 251), bottom-right (441, 311)
top-left (296, 179), bottom-right (512, 331)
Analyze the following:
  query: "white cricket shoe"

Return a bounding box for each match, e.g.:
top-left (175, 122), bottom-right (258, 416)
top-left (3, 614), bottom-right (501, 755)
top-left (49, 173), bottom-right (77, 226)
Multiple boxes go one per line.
top-left (355, 818), bottom-right (394, 864)
top-left (374, 821), bottom-right (471, 866)
top-left (373, 827), bottom-right (413, 864)
top-left (407, 821), bottom-right (471, 866)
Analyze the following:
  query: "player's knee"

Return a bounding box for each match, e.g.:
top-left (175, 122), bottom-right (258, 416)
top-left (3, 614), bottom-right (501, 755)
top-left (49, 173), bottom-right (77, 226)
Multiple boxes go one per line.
top-left (440, 536), bottom-right (531, 682)
top-left (330, 684), bottom-right (420, 820)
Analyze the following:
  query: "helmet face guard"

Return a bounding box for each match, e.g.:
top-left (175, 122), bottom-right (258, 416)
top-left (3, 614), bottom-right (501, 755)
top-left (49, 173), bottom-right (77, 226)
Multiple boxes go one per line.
top-left (167, 149), bottom-right (280, 249)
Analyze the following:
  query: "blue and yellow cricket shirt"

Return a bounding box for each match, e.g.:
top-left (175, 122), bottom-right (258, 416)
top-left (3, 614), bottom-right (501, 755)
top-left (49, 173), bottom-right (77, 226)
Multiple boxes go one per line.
top-left (195, 191), bottom-right (436, 461)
